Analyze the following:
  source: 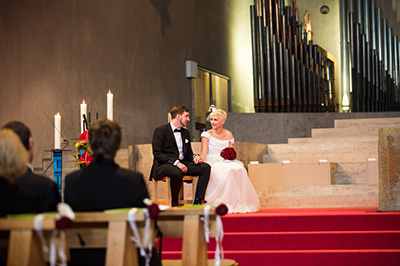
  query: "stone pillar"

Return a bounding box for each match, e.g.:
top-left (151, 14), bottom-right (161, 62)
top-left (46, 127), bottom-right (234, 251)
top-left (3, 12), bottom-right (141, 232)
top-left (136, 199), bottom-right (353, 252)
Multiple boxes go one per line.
top-left (378, 128), bottom-right (400, 211)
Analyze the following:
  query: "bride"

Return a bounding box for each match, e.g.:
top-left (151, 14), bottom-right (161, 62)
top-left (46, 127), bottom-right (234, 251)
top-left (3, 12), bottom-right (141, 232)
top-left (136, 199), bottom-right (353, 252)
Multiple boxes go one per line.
top-left (199, 109), bottom-right (260, 213)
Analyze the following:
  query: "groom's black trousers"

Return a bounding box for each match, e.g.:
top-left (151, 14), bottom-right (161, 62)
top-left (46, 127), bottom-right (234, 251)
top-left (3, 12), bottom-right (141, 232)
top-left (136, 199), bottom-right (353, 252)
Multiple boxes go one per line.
top-left (154, 161), bottom-right (210, 202)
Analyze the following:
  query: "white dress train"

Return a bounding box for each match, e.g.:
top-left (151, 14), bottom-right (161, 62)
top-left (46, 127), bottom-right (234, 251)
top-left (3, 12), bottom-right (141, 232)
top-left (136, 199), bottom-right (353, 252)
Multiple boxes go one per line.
top-left (202, 131), bottom-right (260, 213)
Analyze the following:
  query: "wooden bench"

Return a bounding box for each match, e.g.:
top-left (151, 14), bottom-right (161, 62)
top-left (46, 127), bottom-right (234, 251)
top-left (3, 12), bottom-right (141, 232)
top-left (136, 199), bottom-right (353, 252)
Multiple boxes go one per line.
top-left (68, 211), bottom-right (152, 266)
top-left (152, 175), bottom-right (198, 206)
top-left (158, 207), bottom-right (218, 266)
top-left (1, 208), bottom-right (225, 266)
top-left (72, 208), bottom-right (224, 266)
top-left (0, 215), bottom-right (56, 266)
top-left (162, 259), bottom-right (238, 266)
top-left (0, 211), bottom-right (151, 266)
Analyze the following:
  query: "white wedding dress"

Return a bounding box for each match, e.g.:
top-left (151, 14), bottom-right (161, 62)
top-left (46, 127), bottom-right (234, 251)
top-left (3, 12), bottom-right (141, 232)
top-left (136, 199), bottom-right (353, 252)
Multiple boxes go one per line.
top-left (202, 131), bottom-right (260, 213)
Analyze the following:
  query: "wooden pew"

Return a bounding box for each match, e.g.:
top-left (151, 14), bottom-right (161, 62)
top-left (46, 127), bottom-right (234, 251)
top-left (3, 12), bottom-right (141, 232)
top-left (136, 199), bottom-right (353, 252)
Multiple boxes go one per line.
top-left (68, 211), bottom-right (152, 266)
top-left (0, 215), bottom-right (56, 266)
top-left (0, 211), bottom-right (151, 266)
top-left (158, 207), bottom-right (217, 266)
top-left (1, 208), bottom-right (223, 266)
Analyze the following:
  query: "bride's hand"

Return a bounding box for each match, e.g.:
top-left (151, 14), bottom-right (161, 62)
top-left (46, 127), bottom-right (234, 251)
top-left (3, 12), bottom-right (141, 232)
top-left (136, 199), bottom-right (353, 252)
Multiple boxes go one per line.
top-left (193, 155), bottom-right (203, 164)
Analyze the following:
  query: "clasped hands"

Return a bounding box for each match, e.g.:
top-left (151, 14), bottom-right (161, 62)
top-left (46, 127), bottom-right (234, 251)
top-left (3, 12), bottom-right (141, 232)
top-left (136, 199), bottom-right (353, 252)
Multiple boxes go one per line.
top-left (176, 155), bottom-right (204, 173)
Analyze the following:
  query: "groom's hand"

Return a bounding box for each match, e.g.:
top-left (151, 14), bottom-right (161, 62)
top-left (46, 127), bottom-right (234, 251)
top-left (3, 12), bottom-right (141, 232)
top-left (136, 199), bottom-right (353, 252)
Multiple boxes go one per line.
top-left (177, 162), bottom-right (188, 173)
top-left (193, 155), bottom-right (202, 164)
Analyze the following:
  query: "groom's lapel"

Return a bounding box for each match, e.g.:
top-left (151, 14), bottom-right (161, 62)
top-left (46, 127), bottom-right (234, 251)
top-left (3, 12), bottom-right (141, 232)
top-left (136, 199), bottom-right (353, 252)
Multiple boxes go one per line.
top-left (167, 124), bottom-right (179, 152)
top-left (182, 129), bottom-right (189, 155)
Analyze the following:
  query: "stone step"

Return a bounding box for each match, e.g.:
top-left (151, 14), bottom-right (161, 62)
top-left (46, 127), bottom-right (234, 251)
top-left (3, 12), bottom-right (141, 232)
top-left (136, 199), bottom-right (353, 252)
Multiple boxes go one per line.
top-left (256, 184), bottom-right (378, 208)
top-left (267, 141), bottom-right (377, 154)
top-left (263, 151), bottom-right (377, 164)
top-left (255, 184), bottom-right (378, 197)
top-left (311, 127), bottom-right (381, 140)
top-left (259, 195), bottom-right (378, 208)
top-left (254, 184), bottom-right (379, 208)
top-left (334, 117), bottom-right (400, 129)
top-left (333, 162), bottom-right (367, 184)
top-left (288, 135), bottom-right (377, 144)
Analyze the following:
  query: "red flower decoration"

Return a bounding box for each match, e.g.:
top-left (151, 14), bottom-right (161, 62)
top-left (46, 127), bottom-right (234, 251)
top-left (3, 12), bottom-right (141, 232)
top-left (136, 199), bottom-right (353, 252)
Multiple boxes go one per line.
top-left (220, 147), bottom-right (237, 160)
top-left (216, 204), bottom-right (228, 216)
top-left (56, 216), bottom-right (73, 230)
top-left (78, 130), bottom-right (89, 142)
top-left (78, 152), bottom-right (93, 165)
top-left (148, 203), bottom-right (161, 220)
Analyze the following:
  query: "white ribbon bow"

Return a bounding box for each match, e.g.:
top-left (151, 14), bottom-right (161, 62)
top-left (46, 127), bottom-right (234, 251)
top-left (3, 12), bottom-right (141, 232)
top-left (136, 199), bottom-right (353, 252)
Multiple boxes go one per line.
top-left (201, 206), bottom-right (224, 266)
top-left (128, 208), bottom-right (152, 266)
top-left (34, 214), bottom-right (67, 266)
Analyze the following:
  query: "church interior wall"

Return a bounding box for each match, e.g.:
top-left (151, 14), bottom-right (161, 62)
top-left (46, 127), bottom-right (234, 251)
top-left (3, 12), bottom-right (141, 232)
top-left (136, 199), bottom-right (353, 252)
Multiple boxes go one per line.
top-left (2, 0), bottom-right (400, 169)
top-left (0, 0), bottom-right (249, 167)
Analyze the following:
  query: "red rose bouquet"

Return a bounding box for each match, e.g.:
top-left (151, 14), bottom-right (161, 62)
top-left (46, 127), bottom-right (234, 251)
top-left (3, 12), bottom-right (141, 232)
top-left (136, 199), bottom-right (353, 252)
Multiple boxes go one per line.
top-left (220, 147), bottom-right (237, 160)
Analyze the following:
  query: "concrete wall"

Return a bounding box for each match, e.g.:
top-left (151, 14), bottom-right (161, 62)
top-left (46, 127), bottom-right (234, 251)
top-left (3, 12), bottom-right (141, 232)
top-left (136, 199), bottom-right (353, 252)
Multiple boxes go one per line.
top-left (0, 0), bottom-right (252, 167)
top-left (2, 0), bottom-right (400, 171)
top-left (224, 112), bottom-right (400, 144)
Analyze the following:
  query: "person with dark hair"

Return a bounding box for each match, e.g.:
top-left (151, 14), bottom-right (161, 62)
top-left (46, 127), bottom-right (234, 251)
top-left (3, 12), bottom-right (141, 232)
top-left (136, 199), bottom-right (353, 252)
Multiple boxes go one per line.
top-left (151, 105), bottom-right (211, 206)
top-left (64, 119), bottom-right (149, 211)
top-left (64, 119), bottom-right (155, 266)
top-left (0, 129), bottom-right (43, 216)
top-left (2, 121), bottom-right (60, 212)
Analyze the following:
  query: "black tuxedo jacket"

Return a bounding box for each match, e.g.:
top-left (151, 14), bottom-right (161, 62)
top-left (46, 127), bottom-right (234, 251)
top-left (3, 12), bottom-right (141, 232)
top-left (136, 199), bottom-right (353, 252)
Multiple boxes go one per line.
top-left (0, 177), bottom-right (43, 217)
top-left (151, 123), bottom-right (194, 180)
top-left (64, 156), bottom-right (149, 212)
top-left (13, 168), bottom-right (61, 212)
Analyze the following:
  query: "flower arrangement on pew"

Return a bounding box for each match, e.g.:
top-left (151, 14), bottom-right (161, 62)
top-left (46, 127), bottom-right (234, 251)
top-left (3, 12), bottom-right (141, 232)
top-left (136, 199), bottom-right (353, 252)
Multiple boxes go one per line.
top-left (216, 203), bottom-right (228, 216)
top-left (144, 198), bottom-right (161, 220)
top-left (56, 203), bottom-right (75, 229)
top-left (220, 147), bottom-right (237, 160)
top-left (34, 203), bottom-right (75, 266)
top-left (202, 203), bottom-right (228, 265)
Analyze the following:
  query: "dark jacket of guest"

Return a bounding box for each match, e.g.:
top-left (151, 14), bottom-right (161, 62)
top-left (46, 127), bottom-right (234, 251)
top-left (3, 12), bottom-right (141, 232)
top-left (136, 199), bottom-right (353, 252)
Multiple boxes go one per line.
top-left (13, 168), bottom-right (61, 212)
top-left (0, 177), bottom-right (43, 217)
top-left (64, 156), bottom-right (149, 211)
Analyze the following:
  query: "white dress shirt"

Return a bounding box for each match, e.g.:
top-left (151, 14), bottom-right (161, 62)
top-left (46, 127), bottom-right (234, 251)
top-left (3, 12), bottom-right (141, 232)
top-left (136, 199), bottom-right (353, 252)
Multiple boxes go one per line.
top-left (170, 122), bottom-right (184, 165)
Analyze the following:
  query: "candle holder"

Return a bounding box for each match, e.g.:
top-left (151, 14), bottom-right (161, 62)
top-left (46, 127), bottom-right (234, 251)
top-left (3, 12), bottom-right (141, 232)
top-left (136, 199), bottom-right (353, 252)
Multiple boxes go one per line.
top-left (53, 149), bottom-right (62, 195)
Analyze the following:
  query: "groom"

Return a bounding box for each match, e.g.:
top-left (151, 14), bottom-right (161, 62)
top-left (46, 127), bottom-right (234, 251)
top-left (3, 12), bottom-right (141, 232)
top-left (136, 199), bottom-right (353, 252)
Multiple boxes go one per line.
top-left (151, 105), bottom-right (210, 206)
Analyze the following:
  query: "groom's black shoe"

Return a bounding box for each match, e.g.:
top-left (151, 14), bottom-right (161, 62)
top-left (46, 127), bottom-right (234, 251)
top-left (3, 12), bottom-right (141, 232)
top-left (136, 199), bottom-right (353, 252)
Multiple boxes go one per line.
top-left (193, 198), bottom-right (206, 205)
top-left (171, 200), bottom-right (179, 207)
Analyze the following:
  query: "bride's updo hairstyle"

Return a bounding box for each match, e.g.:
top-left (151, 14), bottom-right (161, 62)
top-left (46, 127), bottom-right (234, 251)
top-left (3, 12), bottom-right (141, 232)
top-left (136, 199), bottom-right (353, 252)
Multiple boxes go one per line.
top-left (209, 109), bottom-right (227, 121)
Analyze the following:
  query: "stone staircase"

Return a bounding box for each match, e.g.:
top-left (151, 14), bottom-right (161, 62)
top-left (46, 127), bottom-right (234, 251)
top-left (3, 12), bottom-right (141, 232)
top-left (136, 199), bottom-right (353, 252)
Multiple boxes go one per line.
top-left (259, 117), bottom-right (400, 208)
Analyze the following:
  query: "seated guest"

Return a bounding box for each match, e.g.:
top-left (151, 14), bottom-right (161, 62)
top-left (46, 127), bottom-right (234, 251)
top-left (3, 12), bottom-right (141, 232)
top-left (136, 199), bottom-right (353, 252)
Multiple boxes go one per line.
top-left (64, 119), bottom-right (149, 211)
top-left (64, 119), bottom-right (156, 266)
top-left (3, 121), bottom-right (61, 212)
top-left (0, 129), bottom-right (43, 216)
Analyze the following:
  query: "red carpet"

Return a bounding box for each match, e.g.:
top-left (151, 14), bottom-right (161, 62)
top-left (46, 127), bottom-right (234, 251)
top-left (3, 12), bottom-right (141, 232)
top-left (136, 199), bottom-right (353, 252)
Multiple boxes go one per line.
top-left (161, 208), bottom-right (400, 265)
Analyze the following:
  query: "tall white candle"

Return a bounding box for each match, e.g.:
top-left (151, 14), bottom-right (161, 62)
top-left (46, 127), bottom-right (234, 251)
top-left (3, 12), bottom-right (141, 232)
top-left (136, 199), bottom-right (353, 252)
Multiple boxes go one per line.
top-left (54, 113), bottom-right (61, 150)
top-left (80, 99), bottom-right (87, 133)
top-left (107, 90), bottom-right (113, 120)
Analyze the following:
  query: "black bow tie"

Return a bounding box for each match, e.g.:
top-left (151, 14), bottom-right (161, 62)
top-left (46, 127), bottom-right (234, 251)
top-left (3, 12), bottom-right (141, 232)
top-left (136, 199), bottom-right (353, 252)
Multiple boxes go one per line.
top-left (174, 128), bottom-right (182, 132)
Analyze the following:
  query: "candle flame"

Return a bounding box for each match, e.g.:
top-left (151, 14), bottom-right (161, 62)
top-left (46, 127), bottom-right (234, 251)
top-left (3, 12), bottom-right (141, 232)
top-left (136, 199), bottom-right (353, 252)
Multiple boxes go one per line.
top-left (82, 99), bottom-right (86, 104)
top-left (56, 113), bottom-right (60, 116)
top-left (108, 90), bottom-right (112, 94)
